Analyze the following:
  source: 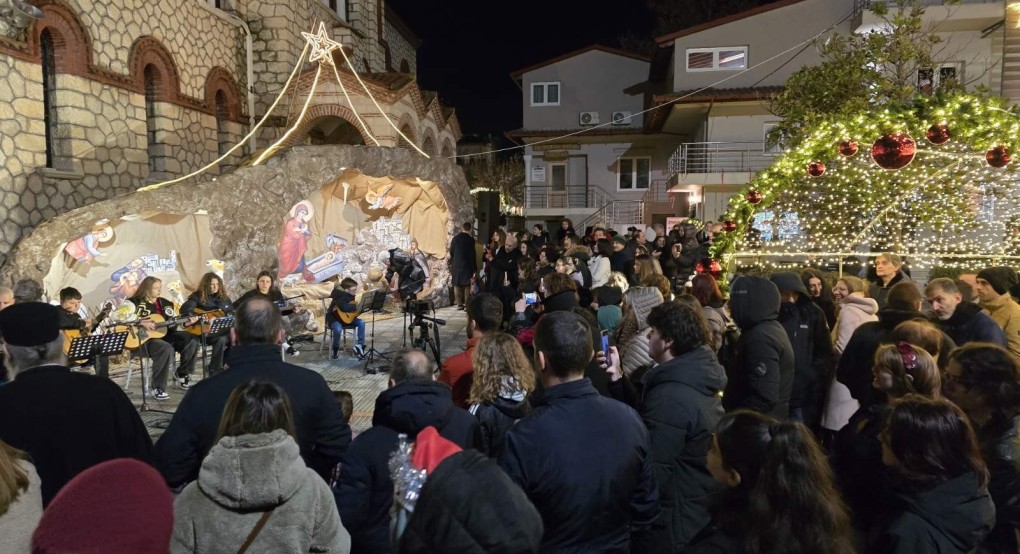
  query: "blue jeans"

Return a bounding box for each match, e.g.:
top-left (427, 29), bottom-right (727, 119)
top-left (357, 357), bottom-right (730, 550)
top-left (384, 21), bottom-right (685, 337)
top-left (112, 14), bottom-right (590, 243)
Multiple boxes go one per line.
top-left (331, 318), bottom-right (365, 348)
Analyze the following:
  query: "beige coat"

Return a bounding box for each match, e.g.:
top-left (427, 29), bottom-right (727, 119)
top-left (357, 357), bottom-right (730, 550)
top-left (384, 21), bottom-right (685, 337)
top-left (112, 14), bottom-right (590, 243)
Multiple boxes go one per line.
top-left (172, 430), bottom-right (351, 554)
top-left (982, 294), bottom-right (1020, 357)
top-left (0, 460), bottom-right (42, 554)
top-left (832, 294), bottom-right (879, 356)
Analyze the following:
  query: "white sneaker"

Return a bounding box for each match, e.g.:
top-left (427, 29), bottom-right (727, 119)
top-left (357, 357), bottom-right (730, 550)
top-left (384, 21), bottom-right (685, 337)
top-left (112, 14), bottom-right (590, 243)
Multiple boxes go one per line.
top-left (152, 388), bottom-right (169, 401)
top-left (353, 344), bottom-right (366, 358)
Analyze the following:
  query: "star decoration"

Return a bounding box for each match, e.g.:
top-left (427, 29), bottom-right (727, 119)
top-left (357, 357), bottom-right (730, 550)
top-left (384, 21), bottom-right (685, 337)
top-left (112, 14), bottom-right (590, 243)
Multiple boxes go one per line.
top-left (302, 21), bottom-right (341, 65)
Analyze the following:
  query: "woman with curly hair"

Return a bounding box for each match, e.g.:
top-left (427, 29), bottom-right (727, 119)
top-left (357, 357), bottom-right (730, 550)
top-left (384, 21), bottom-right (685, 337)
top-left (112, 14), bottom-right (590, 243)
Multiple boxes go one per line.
top-left (467, 332), bottom-right (537, 458)
top-left (687, 410), bottom-right (855, 554)
top-left (181, 272), bottom-right (234, 376)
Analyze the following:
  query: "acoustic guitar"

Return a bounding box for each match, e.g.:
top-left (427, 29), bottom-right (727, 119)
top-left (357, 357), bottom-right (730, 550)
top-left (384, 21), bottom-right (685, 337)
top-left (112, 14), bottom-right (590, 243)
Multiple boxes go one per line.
top-left (62, 302), bottom-right (114, 356)
top-left (332, 288), bottom-right (392, 324)
top-left (184, 307), bottom-right (227, 336)
top-left (115, 313), bottom-right (192, 350)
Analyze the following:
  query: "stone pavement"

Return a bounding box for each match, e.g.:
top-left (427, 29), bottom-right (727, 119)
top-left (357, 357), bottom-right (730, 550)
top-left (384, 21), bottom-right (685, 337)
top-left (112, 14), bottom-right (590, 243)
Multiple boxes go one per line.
top-left (110, 305), bottom-right (470, 440)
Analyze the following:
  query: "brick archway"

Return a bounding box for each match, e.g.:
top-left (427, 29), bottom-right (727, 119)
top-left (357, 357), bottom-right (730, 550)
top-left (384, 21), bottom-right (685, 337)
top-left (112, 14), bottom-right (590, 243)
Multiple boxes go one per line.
top-left (30, 1), bottom-right (89, 76)
top-left (204, 67), bottom-right (245, 123)
top-left (128, 36), bottom-right (181, 100)
top-left (281, 104), bottom-right (373, 148)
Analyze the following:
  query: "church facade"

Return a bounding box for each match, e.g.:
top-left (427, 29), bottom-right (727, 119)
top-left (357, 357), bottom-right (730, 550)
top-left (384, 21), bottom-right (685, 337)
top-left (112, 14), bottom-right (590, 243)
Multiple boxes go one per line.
top-left (0, 0), bottom-right (461, 266)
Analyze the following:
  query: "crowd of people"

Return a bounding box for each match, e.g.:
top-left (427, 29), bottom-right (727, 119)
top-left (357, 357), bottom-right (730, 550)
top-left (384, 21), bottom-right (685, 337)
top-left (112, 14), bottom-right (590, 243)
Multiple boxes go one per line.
top-left (0, 218), bottom-right (1019, 553)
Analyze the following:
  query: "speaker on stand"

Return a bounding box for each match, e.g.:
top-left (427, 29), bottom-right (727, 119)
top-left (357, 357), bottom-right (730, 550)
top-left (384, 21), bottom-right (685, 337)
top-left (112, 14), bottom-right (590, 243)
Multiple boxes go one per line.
top-left (475, 191), bottom-right (501, 243)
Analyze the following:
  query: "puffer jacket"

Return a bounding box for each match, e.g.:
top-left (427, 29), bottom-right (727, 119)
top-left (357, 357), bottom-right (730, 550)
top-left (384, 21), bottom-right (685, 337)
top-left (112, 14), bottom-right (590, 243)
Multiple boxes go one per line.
top-left (833, 293), bottom-right (879, 355)
top-left (469, 392), bottom-right (532, 459)
top-left (978, 414), bottom-right (1020, 554)
top-left (723, 276), bottom-right (796, 420)
top-left (871, 471), bottom-right (994, 554)
top-left (171, 430), bottom-right (351, 554)
top-left (621, 287), bottom-right (664, 378)
top-left (623, 346), bottom-right (728, 553)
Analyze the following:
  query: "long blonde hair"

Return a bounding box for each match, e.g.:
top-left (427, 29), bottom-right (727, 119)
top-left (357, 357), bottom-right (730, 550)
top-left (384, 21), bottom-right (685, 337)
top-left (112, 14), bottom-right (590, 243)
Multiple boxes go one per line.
top-left (0, 440), bottom-right (30, 516)
top-left (468, 332), bottom-right (536, 405)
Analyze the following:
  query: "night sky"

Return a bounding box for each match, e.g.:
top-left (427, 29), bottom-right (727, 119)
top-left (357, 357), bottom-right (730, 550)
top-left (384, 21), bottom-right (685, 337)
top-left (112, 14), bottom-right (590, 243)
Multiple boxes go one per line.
top-left (387, 0), bottom-right (777, 138)
top-left (387, 0), bottom-right (653, 137)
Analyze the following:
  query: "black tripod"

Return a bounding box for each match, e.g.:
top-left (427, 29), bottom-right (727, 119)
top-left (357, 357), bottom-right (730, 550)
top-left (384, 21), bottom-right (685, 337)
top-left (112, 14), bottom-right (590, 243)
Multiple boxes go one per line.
top-left (404, 299), bottom-right (445, 366)
top-left (362, 290), bottom-right (390, 375)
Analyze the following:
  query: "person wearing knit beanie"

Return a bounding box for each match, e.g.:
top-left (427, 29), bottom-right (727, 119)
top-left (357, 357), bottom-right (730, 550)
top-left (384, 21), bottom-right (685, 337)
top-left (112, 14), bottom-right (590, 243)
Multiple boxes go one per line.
top-left (31, 458), bottom-right (172, 554)
top-left (976, 266), bottom-right (1020, 357)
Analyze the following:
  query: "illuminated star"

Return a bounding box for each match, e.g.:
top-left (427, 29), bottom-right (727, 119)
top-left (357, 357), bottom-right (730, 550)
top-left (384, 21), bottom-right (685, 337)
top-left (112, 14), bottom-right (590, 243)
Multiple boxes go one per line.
top-left (302, 21), bottom-right (341, 65)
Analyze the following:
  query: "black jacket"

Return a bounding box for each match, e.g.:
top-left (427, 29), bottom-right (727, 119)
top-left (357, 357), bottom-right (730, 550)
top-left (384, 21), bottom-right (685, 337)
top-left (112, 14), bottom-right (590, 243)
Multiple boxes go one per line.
top-left (935, 301), bottom-right (1007, 349)
top-left (154, 344), bottom-right (350, 487)
top-left (469, 395), bottom-right (531, 458)
top-left (776, 298), bottom-right (832, 410)
top-left (449, 231), bottom-right (477, 287)
top-left (485, 246), bottom-right (513, 293)
top-left (724, 276), bottom-right (796, 420)
top-left (837, 308), bottom-right (925, 404)
top-left (978, 414), bottom-right (1020, 554)
top-left (233, 287), bottom-right (284, 309)
top-left (871, 471), bottom-right (995, 554)
top-left (869, 271), bottom-right (916, 309)
top-left (326, 288), bottom-right (358, 324)
top-left (833, 404), bottom-right (892, 533)
top-left (499, 378), bottom-right (659, 554)
top-left (399, 450), bottom-right (544, 554)
top-left (0, 365), bottom-right (153, 505)
top-left (334, 380), bottom-right (480, 554)
top-left (181, 292), bottom-right (234, 315)
top-left (612, 345), bottom-right (727, 553)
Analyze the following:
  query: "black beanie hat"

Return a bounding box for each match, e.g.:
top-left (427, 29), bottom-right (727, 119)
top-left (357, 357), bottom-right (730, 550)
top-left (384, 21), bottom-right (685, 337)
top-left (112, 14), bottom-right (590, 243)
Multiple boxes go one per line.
top-left (977, 267), bottom-right (1019, 296)
top-left (0, 302), bottom-right (61, 346)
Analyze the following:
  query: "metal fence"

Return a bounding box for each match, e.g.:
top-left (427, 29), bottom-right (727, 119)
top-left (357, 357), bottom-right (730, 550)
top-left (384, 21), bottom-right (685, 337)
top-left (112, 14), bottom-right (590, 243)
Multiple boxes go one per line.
top-left (667, 142), bottom-right (776, 179)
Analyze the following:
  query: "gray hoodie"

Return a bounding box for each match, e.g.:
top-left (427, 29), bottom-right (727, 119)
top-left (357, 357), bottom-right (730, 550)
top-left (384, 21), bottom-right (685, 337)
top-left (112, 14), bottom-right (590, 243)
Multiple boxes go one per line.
top-left (171, 430), bottom-right (351, 553)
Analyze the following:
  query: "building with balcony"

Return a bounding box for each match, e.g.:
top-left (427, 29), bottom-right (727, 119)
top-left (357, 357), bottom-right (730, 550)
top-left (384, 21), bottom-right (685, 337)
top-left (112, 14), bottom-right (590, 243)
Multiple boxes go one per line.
top-left (0, 0), bottom-right (460, 267)
top-left (648, 0), bottom-right (1014, 223)
top-left (507, 44), bottom-right (682, 233)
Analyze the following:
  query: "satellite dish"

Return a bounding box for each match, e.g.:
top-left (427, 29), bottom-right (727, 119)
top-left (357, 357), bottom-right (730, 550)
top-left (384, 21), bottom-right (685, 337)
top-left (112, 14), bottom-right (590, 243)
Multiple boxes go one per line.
top-left (9, 0), bottom-right (43, 19)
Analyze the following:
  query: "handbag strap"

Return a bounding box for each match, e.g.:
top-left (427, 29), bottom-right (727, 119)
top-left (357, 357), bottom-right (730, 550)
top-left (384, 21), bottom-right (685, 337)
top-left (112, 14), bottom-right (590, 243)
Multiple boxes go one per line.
top-left (237, 508), bottom-right (275, 554)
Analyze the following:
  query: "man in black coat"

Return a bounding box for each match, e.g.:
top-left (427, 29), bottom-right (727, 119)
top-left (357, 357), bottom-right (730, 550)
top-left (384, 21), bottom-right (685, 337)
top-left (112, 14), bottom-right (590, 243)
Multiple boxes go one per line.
top-left (724, 276), bottom-right (796, 420)
top-left (926, 277), bottom-right (1007, 348)
top-left (500, 311), bottom-right (659, 553)
top-left (449, 221), bottom-right (477, 311)
top-left (770, 272), bottom-right (833, 428)
top-left (837, 281), bottom-right (927, 405)
top-left (333, 347), bottom-right (480, 554)
top-left (154, 297), bottom-right (350, 488)
top-left (605, 300), bottom-right (727, 552)
top-left (0, 303), bottom-right (153, 505)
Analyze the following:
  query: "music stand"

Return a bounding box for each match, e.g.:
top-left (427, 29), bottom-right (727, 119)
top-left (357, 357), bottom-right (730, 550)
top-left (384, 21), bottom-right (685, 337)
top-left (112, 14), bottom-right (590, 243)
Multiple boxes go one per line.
top-left (66, 331), bottom-right (129, 367)
top-left (200, 316), bottom-right (235, 379)
top-left (362, 290), bottom-right (390, 375)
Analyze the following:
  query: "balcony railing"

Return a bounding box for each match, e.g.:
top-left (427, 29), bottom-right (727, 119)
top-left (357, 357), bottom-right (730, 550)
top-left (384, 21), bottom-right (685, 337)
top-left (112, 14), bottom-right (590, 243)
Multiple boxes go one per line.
top-left (525, 185), bottom-right (611, 210)
top-left (668, 141), bottom-right (776, 179)
top-left (854, 0), bottom-right (999, 12)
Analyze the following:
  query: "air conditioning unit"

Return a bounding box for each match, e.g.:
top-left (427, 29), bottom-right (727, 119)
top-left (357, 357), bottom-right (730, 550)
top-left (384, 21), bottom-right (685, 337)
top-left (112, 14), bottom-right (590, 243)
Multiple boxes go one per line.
top-left (579, 111), bottom-right (600, 126)
top-left (611, 111), bottom-right (633, 125)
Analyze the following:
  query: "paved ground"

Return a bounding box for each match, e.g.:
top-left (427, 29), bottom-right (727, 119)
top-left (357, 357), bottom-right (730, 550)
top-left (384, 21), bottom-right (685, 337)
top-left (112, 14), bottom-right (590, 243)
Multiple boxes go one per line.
top-left (106, 305), bottom-right (469, 440)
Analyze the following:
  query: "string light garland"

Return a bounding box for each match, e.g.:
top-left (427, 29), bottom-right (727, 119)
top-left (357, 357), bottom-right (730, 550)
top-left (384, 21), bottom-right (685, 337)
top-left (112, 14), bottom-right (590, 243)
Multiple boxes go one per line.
top-left (713, 91), bottom-right (1020, 274)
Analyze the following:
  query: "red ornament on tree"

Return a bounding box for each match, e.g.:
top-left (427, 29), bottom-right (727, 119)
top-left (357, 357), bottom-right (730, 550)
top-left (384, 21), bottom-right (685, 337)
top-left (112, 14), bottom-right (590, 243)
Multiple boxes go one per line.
top-left (722, 220), bottom-right (737, 232)
top-left (986, 145), bottom-right (1011, 168)
top-left (925, 124), bottom-right (950, 145)
top-left (838, 139), bottom-right (859, 157)
top-left (746, 190), bottom-right (763, 205)
top-left (807, 161), bottom-right (826, 177)
top-left (871, 133), bottom-right (916, 170)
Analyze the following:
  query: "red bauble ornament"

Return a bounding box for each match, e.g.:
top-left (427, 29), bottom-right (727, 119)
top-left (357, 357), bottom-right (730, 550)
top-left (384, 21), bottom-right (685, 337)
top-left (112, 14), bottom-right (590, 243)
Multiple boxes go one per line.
top-left (746, 190), bottom-right (763, 205)
top-left (838, 139), bottom-right (859, 157)
top-left (986, 145), bottom-right (1011, 168)
top-left (722, 220), bottom-right (737, 232)
top-left (807, 161), bottom-right (826, 177)
top-left (925, 124), bottom-right (950, 145)
top-left (871, 133), bottom-right (916, 170)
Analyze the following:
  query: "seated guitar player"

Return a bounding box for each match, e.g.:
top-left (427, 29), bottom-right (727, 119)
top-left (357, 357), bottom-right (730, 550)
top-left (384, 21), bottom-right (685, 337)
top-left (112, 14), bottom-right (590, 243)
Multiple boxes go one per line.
top-left (57, 287), bottom-right (111, 379)
top-left (326, 278), bottom-right (365, 360)
top-left (181, 272), bottom-right (234, 377)
top-left (128, 277), bottom-right (199, 398)
top-left (234, 270), bottom-right (309, 357)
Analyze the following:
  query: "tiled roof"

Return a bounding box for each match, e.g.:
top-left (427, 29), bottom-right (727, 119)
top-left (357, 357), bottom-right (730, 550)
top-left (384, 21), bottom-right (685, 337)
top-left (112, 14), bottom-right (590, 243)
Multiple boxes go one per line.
top-left (510, 44), bottom-right (650, 79)
top-left (645, 86), bottom-right (784, 131)
top-left (505, 127), bottom-right (647, 139)
top-left (654, 0), bottom-right (809, 45)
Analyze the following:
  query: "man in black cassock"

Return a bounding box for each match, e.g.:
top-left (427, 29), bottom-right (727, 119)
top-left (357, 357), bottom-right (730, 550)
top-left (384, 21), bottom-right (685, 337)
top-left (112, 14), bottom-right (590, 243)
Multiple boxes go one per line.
top-left (0, 302), bottom-right (152, 505)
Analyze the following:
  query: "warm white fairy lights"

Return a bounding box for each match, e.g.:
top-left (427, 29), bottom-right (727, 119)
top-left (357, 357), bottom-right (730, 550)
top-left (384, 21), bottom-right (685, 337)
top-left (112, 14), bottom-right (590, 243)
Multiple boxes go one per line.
top-left (715, 92), bottom-right (1020, 273)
